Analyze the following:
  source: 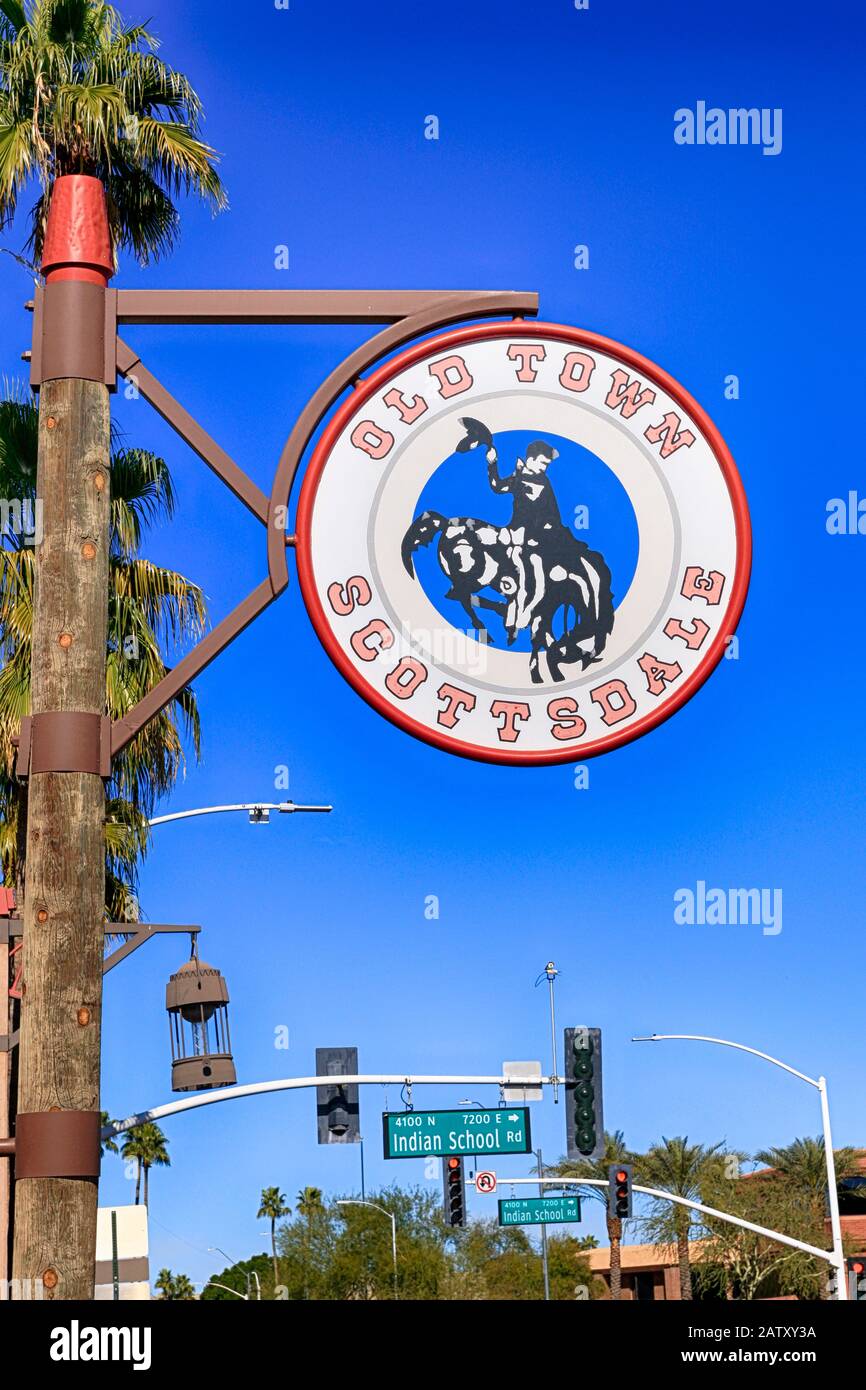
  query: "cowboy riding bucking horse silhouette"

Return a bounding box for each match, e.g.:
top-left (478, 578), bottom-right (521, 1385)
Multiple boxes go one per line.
top-left (401, 417), bottom-right (615, 684)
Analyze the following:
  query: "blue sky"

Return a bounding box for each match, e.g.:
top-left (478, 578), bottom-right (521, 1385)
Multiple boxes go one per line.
top-left (2, 0), bottom-right (864, 1284)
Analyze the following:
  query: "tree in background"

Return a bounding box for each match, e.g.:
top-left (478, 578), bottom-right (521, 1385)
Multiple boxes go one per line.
top-left (554, 1129), bottom-right (634, 1300)
top-left (635, 1136), bottom-right (728, 1300)
top-left (754, 1136), bottom-right (861, 1199)
top-left (120, 1121), bottom-right (169, 1207)
top-left (257, 1186), bottom-right (291, 1289)
top-left (295, 1185), bottom-right (325, 1230)
top-left (0, 387), bottom-right (205, 920)
top-left (276, 1188), bottom-right (449, 1301)
top-left (0, 0), bottom-right (226, 265)
top-left (697, 1160), bottom-right (831, 1301)
top-left (200, 1253), bottom-right (272, 1302)
top-left (751, 1138), bottom-right (863, 1300)
top-left (154, 1267), bottom-right (195, 1300)
top-left (99, 1110), bottom-right (118, 1158)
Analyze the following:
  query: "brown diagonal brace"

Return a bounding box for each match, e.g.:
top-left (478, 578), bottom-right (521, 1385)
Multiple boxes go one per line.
top-left (115, 339), bottom-right (270, 525)
top-left (111, 577), bottom-right (277, 757)
top-left (15, 712), bottom-right (111, 779)
top-left (15, 1111), bottom-right (100, 1180)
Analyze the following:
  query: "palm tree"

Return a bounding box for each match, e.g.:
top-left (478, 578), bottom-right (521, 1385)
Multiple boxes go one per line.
top-left (295, 1186), bottom-right (325, 1300)
top-left (636, 1136), bottom-right (728, 1300)
top-left (753, 1136), bottom-right (862, 1299)
top-left (754, 1136), bottom-right (862, 1196)
top-left (0, 0), bottom-right (226, 265)
top-left (296, 1186), bottom-right (325, 1233)
top-left (154, 1267), bottom-right (194, 1300)
top-left (554, 1130), bottom-right (633, 1300)
top-left (99, 1110), bottom-right (117, 1158)
top-left (0, 385), bottom-right (205, 919)
top-left (257, 1186), bottom-right (290, 1289)
top-left (120, 1121), bottom-right (169, 1207)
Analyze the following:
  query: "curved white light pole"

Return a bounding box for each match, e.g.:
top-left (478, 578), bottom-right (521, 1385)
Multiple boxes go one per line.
top-left (104, 1074), bottom-right (556, 1137)
top-left (148, 801), bottom-right (331, 827)
top-left (337, 1200), bottom-right (398, 1301)
top-left (198, 1281), bottom-right (247, 1301)
top-left (632, 1033), bottom-right (847, 1299)
top-left (207, 1245), bottom-right (260, 1300)
top-left (473, 1176), bottom-right (838, 1265)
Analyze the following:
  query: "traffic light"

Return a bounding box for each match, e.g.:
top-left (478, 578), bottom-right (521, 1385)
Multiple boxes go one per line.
top-left (315, 1047), bottom-right (361, 1144)
top-left (848, 1257), bottom-right (866, 1301)
top-left (608, 1163), bottom-right (633, 1220)
top-left (564, 1026), bottom-right (604, 1161)
top-left (443, 1156), bottom-right (466, 1228)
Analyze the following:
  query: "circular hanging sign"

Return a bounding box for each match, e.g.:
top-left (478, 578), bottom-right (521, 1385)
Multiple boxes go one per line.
top-left (296, 322), bottom-right (750, 764)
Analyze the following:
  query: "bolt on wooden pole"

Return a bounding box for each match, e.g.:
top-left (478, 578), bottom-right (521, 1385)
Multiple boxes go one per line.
top-left (11, 176), bottom-right (113, 1299)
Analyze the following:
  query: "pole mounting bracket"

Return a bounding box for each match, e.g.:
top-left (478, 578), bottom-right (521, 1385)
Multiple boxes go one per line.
top-left (13, 712), bottom-right (112, 780)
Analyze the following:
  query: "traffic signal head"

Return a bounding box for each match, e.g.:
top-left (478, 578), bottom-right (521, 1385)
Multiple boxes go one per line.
top-left (848, 1257), bottom-right (866, 1301)
top-left (443, 1156), bottom-right (466, 1228)
top-left (564, 1026), bottom-right (604, 1161)
top-left (315, 1047), bottom-right (361, 1144)
top-left (608, 1162), bottom-right (633, 1220)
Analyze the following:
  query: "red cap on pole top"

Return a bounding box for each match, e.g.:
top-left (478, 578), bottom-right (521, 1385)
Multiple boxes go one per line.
top-left (40, 174), bottom-right (114, 286)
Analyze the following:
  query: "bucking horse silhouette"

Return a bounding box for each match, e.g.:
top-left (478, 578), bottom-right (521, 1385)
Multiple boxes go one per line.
top-left (401, 418), bottom-right (615, 684)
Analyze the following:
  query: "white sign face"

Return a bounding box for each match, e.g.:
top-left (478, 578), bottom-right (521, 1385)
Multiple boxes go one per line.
top-left (297, 323), bottom-right (750, 764)
top-left (475, 1171), bottom-right (497, 1195)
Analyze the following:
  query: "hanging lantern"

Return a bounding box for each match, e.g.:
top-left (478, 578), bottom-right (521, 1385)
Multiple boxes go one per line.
top-left (165, 951), bottom-right (236, 1092)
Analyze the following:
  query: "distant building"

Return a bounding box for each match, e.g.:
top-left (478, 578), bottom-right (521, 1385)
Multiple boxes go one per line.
top-left (94, 1205), bottom-right (150, 1300)
top-left (586, 1241), bottom-right (707, 1300)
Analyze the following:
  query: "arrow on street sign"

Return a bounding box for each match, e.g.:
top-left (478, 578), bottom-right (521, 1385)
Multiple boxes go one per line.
top-left (476, 1171), bottom-right (497, 1195)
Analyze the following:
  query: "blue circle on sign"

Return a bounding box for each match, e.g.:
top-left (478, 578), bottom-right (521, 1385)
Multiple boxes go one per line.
top-left (409, 428), bottom-right (638, 652)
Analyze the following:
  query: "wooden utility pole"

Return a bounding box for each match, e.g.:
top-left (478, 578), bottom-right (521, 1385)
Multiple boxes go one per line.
top-left (11, 176), bottom-right (113, 1299)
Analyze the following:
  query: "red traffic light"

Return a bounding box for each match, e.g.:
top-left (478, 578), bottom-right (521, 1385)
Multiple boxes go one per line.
top-left (447, 1157), bottom-right (461, 1171)
top-left (615, 1170), bottom-right (629, 1185)
top-left (853, 1261), bottom-right (865, 1274)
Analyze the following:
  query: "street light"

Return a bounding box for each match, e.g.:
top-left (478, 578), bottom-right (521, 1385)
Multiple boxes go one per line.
top-left (149, 801), bottom-right (332, 828)
top-left (198, 1281), bottom-right (248, 1301)
top-left (207, 1246), bottom-right (260, 1300)
top-left (632, 1032), bottom-right (848, 1300)
top-left (336, 1200), bottom-right (398, 1300)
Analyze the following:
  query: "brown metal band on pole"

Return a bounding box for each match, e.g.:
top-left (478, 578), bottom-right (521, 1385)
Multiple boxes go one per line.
top-left (15, 712), bottom-right (112, 778)
top-left (15, 1112), bottom-right (100, 1180)
top-left (30, 283), bottom-right (117, 389)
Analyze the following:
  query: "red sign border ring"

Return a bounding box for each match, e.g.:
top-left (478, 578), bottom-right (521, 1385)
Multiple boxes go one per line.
top-left (295, 321), bottom-right (752, 765)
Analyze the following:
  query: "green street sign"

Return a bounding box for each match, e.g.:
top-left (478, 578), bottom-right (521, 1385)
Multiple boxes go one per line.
top-left (382, 1108), bottom-right (532, 1160)
top-left (498, 1196), bottom-right (582, 1227)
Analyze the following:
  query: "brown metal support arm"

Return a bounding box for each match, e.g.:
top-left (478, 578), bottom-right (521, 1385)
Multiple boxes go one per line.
top-left (102, 923), bottom-right (201, 974)
top-left (115, 289), bottom-right (537, 325)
